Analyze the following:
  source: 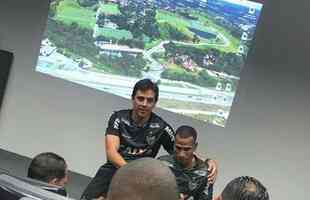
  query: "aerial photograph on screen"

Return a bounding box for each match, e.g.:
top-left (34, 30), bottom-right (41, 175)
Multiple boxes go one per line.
top-left (36, 0), bottom-right (263, 127)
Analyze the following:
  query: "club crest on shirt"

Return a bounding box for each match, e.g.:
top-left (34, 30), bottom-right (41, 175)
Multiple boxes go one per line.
top-left (146, 134), bottom-right (156, 145)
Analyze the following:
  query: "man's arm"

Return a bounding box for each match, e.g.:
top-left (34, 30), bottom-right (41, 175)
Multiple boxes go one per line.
top-left (105, 112), bottom-right (128, 168)
top-left (105, 134), bottom-right (127, 168)
top-left (161, 125), bottom-right (175, 154)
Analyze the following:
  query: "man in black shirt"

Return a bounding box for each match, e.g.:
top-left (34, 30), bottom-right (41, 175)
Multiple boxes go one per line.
top-left (81, 79), bottom-right (218, 200)
top-left (159, 126), bottom-right (214, 200)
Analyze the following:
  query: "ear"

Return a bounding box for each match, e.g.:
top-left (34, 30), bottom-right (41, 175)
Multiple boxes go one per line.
top-left (48, 177), bottom-right (59, 186)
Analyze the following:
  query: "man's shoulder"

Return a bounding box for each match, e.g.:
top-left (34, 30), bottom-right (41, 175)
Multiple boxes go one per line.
top-left (190, 157), bottom-right (209, 177)
top-left (112, 109), bottom-right (130, 116)
top-left (107, 110), bottom-right (131, 131)
top-left (110, 109), bottom-right (131, 120)
top-left (150, 113), bottom-right (173, 131)
top-left (195, 156), bottom-right (209, 169)
top-left (150, 112), bottom-right (168, 124)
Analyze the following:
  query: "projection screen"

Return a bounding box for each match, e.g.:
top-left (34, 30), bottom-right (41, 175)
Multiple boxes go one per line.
top-left (36, 0), bottom-right (264, 127)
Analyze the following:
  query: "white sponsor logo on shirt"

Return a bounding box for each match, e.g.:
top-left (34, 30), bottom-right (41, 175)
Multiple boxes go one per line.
top-left (149, 123), bottom-right (160, 128)
top-left (164, 126), bottom-right (175, 141)
top-left (121, 118), bottom-right (130, 126)
top-left (113, 118), bottom-right (120, 129)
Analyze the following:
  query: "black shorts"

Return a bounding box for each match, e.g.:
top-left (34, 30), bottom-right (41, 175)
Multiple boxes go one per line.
top-left (81, 163), bottom-right (117, 200)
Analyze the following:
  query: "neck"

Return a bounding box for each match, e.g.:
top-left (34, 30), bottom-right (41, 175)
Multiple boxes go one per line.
top-left (131, 111), bottom-right (150, 127)
top-left (183, 156), bottom-right (196, 169)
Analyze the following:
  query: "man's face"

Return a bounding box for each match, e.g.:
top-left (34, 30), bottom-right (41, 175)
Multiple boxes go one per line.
top-left (175, 135), bottom-right (196, 167)
top-left (132, 89), bottom-right (156, 120)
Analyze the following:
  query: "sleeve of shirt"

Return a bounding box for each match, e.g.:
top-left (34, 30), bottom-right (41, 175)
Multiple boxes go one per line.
top-left (160, 124), bottom-right (175, 154)
top-left (105, 112), bottom-right (121, 136)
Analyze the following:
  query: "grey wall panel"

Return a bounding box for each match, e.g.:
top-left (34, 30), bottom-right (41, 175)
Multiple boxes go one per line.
top-left (0, 50), bottom-right (13, 111)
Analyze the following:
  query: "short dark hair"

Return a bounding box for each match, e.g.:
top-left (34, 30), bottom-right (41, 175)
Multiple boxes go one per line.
top-left (222, 176), bottom-right (269, 200)
top-left (108, 158), bottom-right (179, 200)
top-left (131, 79), bottom-right (159, 103)
top-left (27, 152), bottom-right (66, 183)
top-left (175, 125), bottom-right (197, 144)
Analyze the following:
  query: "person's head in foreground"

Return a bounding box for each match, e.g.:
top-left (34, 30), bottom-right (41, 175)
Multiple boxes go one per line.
top-left (215, 176), bottom-right (269, 200)
top-left (27, 152), bottom-right (68, 187)
top-left (107, 158), bottom-right (179, 200)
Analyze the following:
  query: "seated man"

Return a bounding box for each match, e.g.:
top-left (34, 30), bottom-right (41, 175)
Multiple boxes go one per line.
top-left (81, 79), bottom-right (218, 200)
top-left (27, 152), bottom-right (69, 197)
top-left (107, 158), bottom-right (179, 200)
top-left (214, 176), bottom-right (269, 200)
top-left (159, 125), bottom-right (215, 200)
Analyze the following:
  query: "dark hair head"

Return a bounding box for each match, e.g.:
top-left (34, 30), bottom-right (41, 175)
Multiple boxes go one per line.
top-left (108, 158), bottom-right (179, 200)
top-left (131, 79), bottom-right (159, 103)
top-left (27, 152), bottom-right (66, 183)
top-left (175, 125), bottom-right (198, 144)
top-left (222, 176), bottom-right (269, 200)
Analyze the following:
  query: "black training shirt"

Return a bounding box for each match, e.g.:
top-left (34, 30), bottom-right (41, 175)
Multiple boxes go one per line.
top-left (159, 154), bottom-right (213, 200)
top-left (106, 109), bottom-right (175, 161)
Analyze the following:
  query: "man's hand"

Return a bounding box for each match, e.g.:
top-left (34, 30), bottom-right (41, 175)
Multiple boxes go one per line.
top-left (179, 193), bottom-right (189, 200)
top-left (127, 148), bottom-right (147, 155)
top-left (95, 196), bottom-right (106, 200)
top-left (207, 159), bottom-right (218, 184)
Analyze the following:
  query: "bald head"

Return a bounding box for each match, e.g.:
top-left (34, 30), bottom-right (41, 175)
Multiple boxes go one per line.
top-left (107, 158), bottom-right (179, 200)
